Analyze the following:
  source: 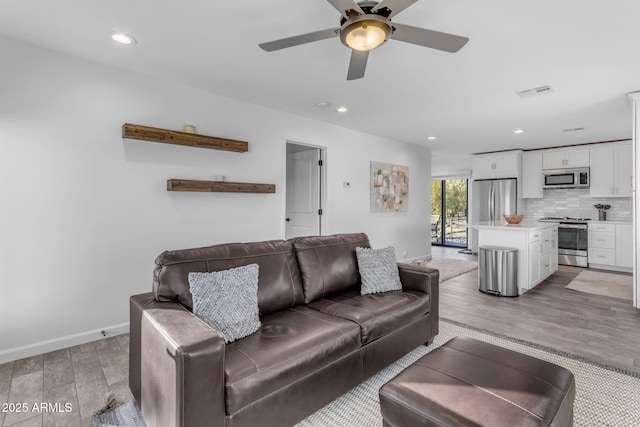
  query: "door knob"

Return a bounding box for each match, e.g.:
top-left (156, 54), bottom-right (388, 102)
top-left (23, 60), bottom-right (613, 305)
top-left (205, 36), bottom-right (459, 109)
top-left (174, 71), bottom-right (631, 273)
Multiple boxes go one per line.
top-left (285, 218), bottom-right (291, 222)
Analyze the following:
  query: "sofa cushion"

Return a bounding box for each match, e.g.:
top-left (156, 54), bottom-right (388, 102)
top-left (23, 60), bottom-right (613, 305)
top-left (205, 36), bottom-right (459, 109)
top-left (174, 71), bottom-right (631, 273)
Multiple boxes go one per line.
top-left (291, 233), bottom-right (371, 304)
top-left (224, 306), bottom-right (361, 414)
top-left (356, 246), bottom-right (402, 295)
top-left (308, 290), bottom-right (430, 344)
top-left (153, 239), bottom-right (305, 316)
top-left (189, 264), bottom-right (261, 343)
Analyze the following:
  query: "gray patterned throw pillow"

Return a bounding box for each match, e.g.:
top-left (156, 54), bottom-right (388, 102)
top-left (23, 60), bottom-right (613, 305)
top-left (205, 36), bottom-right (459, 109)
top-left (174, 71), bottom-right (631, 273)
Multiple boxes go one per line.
top-left (356, 246), bottom-right (402, 295)
top-left (188, 264), bottom-right (261, 343)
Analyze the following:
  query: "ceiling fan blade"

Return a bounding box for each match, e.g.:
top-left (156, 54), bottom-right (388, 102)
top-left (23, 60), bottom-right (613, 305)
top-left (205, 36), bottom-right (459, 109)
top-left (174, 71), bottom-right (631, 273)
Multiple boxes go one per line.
top-left (392, 23), bottom-right (469, 52)
top-left (371, 0), bottom-right (417, 18)
top-left (347, 49), bottom-right (369, 80)
top-left (259, 28), bottom-right (340, 52)
top-left (325, 0), bottom-right (365, 18)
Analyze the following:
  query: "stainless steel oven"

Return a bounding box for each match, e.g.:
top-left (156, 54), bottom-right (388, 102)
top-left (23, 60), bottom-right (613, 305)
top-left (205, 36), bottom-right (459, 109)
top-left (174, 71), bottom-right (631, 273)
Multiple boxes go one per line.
top-left (539, 217), bottom-right (589, 267)
top-left (557, 223), bottom-right (588, 267)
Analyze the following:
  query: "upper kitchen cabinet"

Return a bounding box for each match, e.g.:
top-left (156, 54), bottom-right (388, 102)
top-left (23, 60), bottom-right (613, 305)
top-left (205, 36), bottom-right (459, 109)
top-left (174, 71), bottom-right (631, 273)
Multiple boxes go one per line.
top-left (472, 151), bottom-right (522, 180)
top-left (589, 141), bottom-right (632, 197)
top-left (522, 152), bottom-right (543, 198)
top-left (542, 146), bottom-right (590, 169)
top-left (614, 142), bottom-right (633, 197)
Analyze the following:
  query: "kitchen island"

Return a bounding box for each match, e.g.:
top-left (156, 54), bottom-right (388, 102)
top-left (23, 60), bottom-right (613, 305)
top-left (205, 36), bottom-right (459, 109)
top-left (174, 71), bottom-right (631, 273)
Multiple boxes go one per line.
top-left (470, 221), bottom-right (558, 295)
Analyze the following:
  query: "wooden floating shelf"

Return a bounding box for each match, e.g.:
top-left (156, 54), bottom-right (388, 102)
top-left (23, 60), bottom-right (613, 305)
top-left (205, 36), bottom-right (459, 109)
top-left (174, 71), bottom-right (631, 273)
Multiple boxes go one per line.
top-left (167, 179), bottom-right (275, 194)
top-left (122, 123), bottom-right (248, 153)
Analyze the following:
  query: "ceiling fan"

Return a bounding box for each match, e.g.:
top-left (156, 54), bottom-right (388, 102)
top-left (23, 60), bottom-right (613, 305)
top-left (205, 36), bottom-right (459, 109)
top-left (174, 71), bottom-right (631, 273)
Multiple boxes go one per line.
top-left (259, 0), bottom-right (469, 80)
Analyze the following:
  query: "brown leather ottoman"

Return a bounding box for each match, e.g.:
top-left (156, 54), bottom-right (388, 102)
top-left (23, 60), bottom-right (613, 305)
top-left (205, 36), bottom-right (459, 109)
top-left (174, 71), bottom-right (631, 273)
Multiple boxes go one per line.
top-left (379, 336), bottom-right (575, 426)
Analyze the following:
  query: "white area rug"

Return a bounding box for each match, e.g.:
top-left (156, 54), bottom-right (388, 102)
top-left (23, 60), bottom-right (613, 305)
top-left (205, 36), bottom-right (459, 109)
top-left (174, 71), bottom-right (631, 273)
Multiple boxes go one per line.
top-left (566, 270), bottom-right (633, 301)
top-left (298, 320), bottom-right (640, 427)
top-left (415, 258), bottom-right (478, 282)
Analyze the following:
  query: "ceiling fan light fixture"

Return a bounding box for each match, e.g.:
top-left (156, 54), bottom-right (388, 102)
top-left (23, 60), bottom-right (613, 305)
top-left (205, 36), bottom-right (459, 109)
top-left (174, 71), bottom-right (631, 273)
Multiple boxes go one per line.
top-left (259, 1), bottom-right (469, 81)
top-left (341, 16), bottom-right (391, 52)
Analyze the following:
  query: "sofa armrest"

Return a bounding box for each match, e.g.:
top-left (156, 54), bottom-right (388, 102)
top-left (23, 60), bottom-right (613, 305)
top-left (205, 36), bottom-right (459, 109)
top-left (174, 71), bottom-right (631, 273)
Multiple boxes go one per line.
top-left (397, 263), bottom-right (440, 335)
top-left (397, 263), bottom-right (439, 294)
top-left (133, 295), bottom-right (226, 427)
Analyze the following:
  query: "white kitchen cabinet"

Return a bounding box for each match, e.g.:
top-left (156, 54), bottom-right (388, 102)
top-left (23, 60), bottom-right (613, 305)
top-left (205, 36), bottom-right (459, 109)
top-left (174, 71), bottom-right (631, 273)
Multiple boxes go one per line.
top-left (542, 147), bottom-right (589, 170)
top-left (588, 221), bottom-right (615, 268)
top-left (615, 224), bottom-right (633, 268)
top-left (550, 228), bottom-right (558, 272)
top-left (472, 151), bottom-right (522, 180)
top-left (522, 152), bottom-right (543, 198)
top-left (589, 141), bottom-right (632, 197)
top-left (474, 222), bottom-right (557, 295)
top-left (542, 149), bottom-right (565, 170)
top-left (589, 248), bottom-right (616, 266)
top-left (540, 252), bottom-right (553, 278)
top-left (614, 142), bottom-right (633, 197)
top-left (589, 145), bottom-right (614, 197)
top-left (588, 222), bottom-right (632, 271)
top-left (529, 228), bottom-right (556, 287)
top-left (529, 240), bottom-right (541, 285)
top-left (590, 232), bottom-right (615, 249)
top-left (589, 223), bottom-right (615, 234)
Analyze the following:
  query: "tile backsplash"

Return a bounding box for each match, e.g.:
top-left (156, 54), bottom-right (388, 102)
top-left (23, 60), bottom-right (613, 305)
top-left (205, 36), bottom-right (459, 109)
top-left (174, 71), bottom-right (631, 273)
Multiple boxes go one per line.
top-left (523, 188), bottom-right (633, 221)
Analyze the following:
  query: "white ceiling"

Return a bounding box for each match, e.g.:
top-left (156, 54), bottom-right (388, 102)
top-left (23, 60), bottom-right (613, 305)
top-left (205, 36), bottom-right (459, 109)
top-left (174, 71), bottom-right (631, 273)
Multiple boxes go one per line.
top-left (2, 0), bottom-right (639, 161)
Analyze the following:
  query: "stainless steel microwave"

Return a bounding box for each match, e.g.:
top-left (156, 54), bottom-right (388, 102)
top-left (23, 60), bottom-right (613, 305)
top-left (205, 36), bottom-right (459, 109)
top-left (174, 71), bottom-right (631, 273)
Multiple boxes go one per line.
top-left (543, 168), bottom-right (589, 189)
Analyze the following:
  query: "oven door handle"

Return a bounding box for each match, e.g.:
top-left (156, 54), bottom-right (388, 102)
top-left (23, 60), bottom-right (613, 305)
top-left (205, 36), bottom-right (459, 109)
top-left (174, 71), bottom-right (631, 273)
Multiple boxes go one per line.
top-left (559, 223), bottom-right (587, 230)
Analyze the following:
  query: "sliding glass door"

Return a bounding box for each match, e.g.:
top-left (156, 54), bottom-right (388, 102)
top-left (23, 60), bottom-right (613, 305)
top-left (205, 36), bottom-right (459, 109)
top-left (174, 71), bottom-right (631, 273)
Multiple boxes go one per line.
top-left (431, 178), bottom-right (468, 247)
top-left (431, 181), bottom-right (443, 245)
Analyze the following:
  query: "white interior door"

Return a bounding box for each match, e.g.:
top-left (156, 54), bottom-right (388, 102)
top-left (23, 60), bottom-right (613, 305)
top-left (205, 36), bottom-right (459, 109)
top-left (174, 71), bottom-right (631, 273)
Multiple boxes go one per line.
top-left (285, 148), bottom-right (321, 239)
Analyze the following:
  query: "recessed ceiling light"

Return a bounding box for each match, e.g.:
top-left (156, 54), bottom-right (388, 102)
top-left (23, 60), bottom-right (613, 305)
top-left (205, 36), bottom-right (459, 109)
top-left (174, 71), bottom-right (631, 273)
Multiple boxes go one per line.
top-left (315, 102), bottom-right (329, 108)
top-left (337, 107), bottom-right (348, 113)
top-left (427, 136), bottom-right (437, 140)
top-left (514, 129), bottom-right (524, 134)
top-left (111, 33), bottom-right (137, 45)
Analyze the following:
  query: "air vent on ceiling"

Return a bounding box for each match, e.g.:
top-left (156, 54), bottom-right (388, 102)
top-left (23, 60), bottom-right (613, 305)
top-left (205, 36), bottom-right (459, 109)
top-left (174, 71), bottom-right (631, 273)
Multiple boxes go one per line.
top-left (516, 85), bottom-right (555, 98)
top-left (562, 127), bottom-right (585, 133)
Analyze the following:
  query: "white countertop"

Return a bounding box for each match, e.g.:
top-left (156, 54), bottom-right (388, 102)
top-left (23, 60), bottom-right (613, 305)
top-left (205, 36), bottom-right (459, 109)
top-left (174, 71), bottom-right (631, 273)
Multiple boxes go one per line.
top-left (470, 220), bottom-right (558, 231)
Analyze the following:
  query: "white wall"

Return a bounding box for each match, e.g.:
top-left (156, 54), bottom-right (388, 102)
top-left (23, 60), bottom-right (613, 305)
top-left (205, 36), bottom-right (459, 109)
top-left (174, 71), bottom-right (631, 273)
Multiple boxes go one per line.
top-left (631, 92), bottom-right (640, 309)
top-left (431, 152), bottom-right (472, 176)
top-left (0, 37), bottom-right (431, 361)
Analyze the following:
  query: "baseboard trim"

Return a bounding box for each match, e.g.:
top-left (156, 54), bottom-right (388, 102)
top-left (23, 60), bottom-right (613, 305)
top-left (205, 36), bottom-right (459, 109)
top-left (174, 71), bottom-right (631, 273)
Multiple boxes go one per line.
top-left (400, 254), bottom-right (432, 263)
top-left (0, 323), bottom-right (130, 364)
top-left (587, 264), bottom-right (633, 274)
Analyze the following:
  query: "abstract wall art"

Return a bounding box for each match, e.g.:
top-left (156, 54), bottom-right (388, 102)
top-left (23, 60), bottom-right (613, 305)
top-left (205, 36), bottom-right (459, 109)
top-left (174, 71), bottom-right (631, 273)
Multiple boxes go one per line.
top-left (370, 161), bottom-right (409, 212)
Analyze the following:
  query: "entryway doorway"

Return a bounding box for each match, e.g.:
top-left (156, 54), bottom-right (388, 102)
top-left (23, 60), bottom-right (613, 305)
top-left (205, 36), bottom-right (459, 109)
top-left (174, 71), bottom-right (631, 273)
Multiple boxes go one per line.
top-left (285, 142), bottom-right (324, 239)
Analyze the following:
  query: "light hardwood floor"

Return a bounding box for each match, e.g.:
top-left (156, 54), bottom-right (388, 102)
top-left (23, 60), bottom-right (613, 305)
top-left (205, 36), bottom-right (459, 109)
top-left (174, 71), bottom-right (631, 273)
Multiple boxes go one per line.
top-left (432, 245), bottom-right (640, 373)
top-left (2, 247), bottom-right (639, 426)
top-left (0, 335), bottom-right (131, 427)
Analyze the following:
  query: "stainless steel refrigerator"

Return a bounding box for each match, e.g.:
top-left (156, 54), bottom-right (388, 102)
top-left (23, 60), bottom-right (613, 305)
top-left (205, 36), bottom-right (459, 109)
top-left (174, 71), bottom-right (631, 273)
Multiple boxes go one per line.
top-left (470, 178), bottom-right (517, 253)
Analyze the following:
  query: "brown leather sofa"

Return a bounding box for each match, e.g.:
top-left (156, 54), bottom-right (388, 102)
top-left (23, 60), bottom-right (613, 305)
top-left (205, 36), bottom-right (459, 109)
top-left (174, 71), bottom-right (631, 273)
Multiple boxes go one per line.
top-left (129, 233), bottom-right (439, 427)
